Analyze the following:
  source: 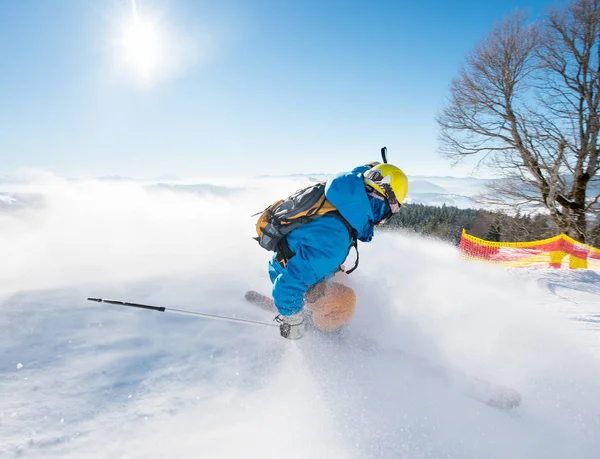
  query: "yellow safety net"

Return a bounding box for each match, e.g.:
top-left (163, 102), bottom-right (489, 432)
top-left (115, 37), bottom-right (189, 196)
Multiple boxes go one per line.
top-left (459, 230), bottom-right (600, 271)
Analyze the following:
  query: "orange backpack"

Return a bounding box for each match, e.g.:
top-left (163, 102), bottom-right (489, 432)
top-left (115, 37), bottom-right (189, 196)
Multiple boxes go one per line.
top-left (254, 182), bottom-right (358, 272)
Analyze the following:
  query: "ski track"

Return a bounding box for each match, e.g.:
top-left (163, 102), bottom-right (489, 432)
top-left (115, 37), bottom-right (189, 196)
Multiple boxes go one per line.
top-left (1, 176), bottom-right (600, 458)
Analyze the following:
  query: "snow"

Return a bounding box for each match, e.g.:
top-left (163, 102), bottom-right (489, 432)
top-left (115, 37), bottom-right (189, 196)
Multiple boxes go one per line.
top-left (1, 174), bottom-right (600, 458)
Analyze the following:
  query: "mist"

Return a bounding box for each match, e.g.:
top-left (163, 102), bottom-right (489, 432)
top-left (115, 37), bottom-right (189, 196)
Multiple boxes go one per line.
top-left (2, 173), bottom-right (600, 458)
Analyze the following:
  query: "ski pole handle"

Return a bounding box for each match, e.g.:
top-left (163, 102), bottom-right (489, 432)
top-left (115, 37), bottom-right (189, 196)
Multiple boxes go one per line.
top-left (88, 297), bottom-right (165, 312)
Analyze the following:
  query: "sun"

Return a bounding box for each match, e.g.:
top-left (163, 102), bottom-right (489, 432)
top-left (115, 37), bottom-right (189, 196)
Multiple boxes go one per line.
top-left (115, 8), bottom-right (166, 86)
top-left (122, 18), bottom-right (162, 77)
top-left (111, 1), bottom-right (202, 88)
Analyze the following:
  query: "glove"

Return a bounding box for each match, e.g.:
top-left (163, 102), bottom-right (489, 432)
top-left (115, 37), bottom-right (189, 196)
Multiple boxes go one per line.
top-left (276, 310), bottom-right (306, 339)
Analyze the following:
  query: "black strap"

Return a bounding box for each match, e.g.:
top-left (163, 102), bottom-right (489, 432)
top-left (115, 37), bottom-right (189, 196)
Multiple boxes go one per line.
top-left (275, 211), bottom-right (360, 275)
top-left (331, 212), bottom-right (359, 275)
top-left (275, 237), bottom-right (294, 267)
top-left (343, 238), bottom-right (359, 275)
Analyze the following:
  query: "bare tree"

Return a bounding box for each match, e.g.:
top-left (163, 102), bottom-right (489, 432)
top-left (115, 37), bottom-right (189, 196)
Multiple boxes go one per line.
top-left (437, 0), bottom-right (600, 243)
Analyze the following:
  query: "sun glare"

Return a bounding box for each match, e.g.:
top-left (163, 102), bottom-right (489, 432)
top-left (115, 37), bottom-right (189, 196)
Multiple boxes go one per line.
top-left (124, 18), bottom-right (161, 75)
top-left (116, 10), bottom-right (166, 86)
top-left (111, 1), bottom-right (205, 88)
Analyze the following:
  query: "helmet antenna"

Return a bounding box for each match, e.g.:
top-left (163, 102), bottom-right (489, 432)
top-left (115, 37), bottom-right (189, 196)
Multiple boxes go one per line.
top-left (381, 146), bottom-right (388, 164)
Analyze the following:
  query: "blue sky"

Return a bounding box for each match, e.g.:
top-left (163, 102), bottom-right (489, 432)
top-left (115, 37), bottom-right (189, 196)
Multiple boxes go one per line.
top-left (0, 0), bottom-right (552, 178)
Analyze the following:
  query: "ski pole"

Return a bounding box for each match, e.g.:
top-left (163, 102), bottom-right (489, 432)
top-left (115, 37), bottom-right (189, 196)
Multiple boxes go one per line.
top-left (87, 297), bottom-right (279, 328)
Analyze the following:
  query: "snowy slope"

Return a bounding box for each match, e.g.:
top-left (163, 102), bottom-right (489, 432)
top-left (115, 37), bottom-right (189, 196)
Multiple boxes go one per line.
top-left (1, 174), bottom-right (600, 459)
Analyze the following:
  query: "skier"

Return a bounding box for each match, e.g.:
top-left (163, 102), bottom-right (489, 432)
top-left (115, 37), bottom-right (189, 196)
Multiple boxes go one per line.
top-left (265, 163), bottom-right (408, 339)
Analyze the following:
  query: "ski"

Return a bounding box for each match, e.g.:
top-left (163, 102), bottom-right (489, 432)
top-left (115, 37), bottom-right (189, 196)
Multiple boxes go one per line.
top-left (245, 290), bottom-right (276, 312)
top-left (244, 289), bottom-right (522, 411)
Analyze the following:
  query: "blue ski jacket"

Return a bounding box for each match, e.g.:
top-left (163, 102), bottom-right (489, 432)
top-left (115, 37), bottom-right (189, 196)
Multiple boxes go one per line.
top-left (268, 166), bottom-right (388, 315)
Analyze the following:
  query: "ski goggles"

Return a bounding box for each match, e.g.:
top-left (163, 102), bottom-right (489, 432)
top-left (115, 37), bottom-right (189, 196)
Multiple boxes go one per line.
top-left (380, 181), bottom-right (401, 215)
top-left (364, 170), bottom-right (402, 217)
top-left (365, 184), bottom-right (401, 225)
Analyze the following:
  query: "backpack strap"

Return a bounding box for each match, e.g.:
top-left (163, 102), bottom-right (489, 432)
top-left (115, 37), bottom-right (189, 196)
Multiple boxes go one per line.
top-left (332, 211), bottom-right (359, 275)
top-left (342, 237), bottom-right (359, 275)
top-left (275, 210), bottom-right (360, 274)
top-left (275, 238), bottom-right (294, 268)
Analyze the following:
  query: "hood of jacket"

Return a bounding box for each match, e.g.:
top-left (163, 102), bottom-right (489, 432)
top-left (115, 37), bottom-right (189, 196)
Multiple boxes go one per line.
top-left (325, 169), bottom-right (387, 242)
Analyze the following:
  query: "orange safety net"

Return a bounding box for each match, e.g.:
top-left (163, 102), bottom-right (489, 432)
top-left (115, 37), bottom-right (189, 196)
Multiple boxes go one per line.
top-left (459, 230), bottom-right (600, 271)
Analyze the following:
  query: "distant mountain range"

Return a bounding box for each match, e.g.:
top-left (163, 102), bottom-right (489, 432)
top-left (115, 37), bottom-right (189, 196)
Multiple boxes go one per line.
top-left (406, 176), bottom-right (499, 209)
top-left (1, 172), bottom-right (594, 213)
top-left (0, 173), bottom-right (498, 212)
top-left (251, 173), bottom-right (497, 208)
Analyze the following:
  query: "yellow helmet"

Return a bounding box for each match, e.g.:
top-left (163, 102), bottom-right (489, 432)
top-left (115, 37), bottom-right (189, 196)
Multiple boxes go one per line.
top-left (363, 164), bottom-right (408, 214)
